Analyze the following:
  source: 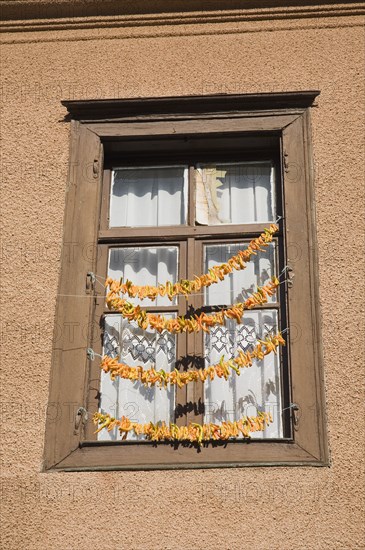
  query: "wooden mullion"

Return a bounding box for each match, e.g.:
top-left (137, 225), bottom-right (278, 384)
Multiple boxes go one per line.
top-left (98, 222), bottom-right (276, 243)
top-left (175, 240), bottom-right (188, 426)
top-left (185, 237), bottom-right (200, 423)
top-left (191, 238), bottom-right (205, 424)
top-left (188, 166), bottom-right (196, 226)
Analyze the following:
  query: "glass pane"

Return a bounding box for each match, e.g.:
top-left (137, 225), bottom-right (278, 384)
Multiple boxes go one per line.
top-left (195, 162), bottom-right (275, 225)
top-left (204, 242), bottom-right (276, 306)
top-left (110, 166), bottom-right (188, 227)
top-left (98, 314), bottom-right (176, 442)
top-left (203, 310), bottom-right (283, 439)
top-left (108, 246), bottom-right (179, 306)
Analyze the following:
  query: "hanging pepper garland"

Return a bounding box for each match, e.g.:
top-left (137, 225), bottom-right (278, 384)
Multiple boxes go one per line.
top-left (93, 411), bottom-right (273, 445)
top-left (105, 223), bottom-right (278, 303)
top-left (105, 276), bottom-right (279, 334)
top-left (100, 331), bottom-right (285, 388)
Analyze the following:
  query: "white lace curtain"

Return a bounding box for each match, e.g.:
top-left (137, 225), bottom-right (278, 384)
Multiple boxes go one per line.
top-left (204, 312), bottom-right (283, 439)
top-left (195, 162), bottom-right (275, 225)
top-left (110, 167), bottom-right (188, 227)
top-left (99, 314), bottom-right (176, 442)
top-left (108, 246), bottom-right (178, 306)
top-left (203, 242), bottom-right (282, 438)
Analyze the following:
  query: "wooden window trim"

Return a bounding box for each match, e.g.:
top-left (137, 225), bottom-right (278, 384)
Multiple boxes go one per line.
top-left (44, 92), bottom-right (328, 471)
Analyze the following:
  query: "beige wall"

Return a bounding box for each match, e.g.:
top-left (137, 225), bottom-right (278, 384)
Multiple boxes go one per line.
top-left (1, 4), bottom-right (364, 549)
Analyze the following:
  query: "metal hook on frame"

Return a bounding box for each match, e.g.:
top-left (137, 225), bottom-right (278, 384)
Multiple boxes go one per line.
top-left (286, 266), bottom-right (295, 288)
top-left (86, 272), bottom-right (96, 293)
top-left (74, 406), bottom-right (88, 434)
top-left (282, 402), bottom-right (300, 428)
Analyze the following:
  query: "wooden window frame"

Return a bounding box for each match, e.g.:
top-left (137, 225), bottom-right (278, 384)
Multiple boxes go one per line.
top-left (44, 92), bottom-right (328, 471)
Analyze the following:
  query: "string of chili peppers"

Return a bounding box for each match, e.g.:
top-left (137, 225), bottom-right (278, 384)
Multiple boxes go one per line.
top-left (93, 411), bottom-right (273, 445)
top-left (105, 224), bottom-right (278, 303)
top-left (100, 331), bottom-right (285, 388)
top-left (105, 276), bottom-right (279, 334)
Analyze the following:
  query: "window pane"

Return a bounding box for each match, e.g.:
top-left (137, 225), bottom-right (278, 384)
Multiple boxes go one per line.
top-left (195, 162), bottom-right (275, 225)
top-left (108, 246), bottom-right (179, 306)
top-left (110, 166), bottom-right (188, 227)
top-left (203, 310), bottom-right (283, 439)
top-left (98, 314), bottom-right (176, 442)
top-left (204, 242), bottom-right (276, 306)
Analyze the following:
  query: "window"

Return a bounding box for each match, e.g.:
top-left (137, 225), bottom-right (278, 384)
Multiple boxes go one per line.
top-left (44, 93), bottom-right (328, 470)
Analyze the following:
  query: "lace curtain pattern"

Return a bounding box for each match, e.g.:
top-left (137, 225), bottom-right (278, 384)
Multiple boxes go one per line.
top-left (204, 312), bottom-right (283, 438)
top-left (99, 314), bottom-right (176, 441)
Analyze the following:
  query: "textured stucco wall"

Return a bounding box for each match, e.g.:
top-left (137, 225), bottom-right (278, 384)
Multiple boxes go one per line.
top-left (0, 7), bottom-right (364, 550)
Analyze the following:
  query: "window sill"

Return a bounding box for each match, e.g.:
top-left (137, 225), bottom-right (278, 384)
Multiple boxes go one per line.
top-left (46, 440), bottom-right (329, 472)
